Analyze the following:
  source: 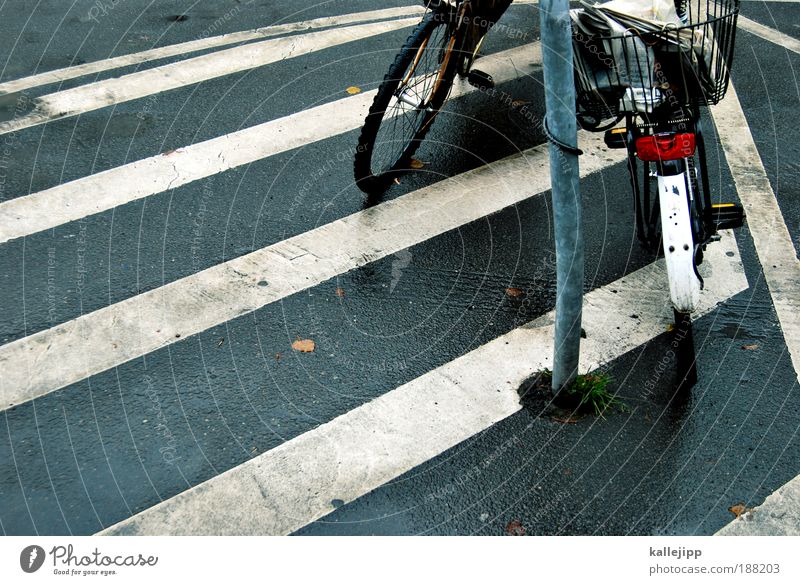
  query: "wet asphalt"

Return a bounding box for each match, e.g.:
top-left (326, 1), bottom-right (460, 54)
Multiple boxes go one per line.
top-left (0, 0), bottom-right (798, 535)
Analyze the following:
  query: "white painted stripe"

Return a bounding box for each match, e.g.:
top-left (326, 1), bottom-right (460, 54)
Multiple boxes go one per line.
top-left (0, 18), bottom-right (420, 136)
top-left (0, 42), bottom-right (543, 244)
top-left (99, 231), bottom-right (747, 536)
top-left (710, 85), bottom-right (800, 382)
top-left (0, 128), bottom-right (619, 411)
top-left (738, 16), bottom-right (800, 55)
top-left (0, 7), bottom-right (428, 96)
top-left (716, 472), bottom-right (800, 535)
top-left (705, 79), bottom-right (800, 540)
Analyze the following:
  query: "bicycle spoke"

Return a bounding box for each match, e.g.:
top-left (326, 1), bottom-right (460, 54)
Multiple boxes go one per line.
top-left (358, 13), bottom-right (455, 186)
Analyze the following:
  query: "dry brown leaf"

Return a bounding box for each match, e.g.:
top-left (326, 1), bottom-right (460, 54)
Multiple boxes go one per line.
top-left (505, 287), bottom-right (524, 298)
top-left (409, 158), bottom-right (426, 169)
top-left (505, 520), bottom-right (526, 536)
top-left (345, 86), bottom-right (362, 95)
top-left (335, 287), bottom-right (345, 298)
top-left (162, 149), bottom-right (179, 156)
top-left (292, 339), bottom-right (316, 353)
top-left (511, 99), bottom-right (529, 108)
top-left (728, 503), bottom-right (749, 518)
top-left (741, 344), bottom-right (759, 351)
top-left (275, 352), bottom-right (282, 361)
top-left (552, 415), bottom-right (579, 425)
top-left (666, 323), bottom-right (675, 332)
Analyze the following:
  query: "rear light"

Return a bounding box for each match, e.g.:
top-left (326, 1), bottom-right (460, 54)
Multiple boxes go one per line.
top-left (635, 132), bottom-right (696, 162)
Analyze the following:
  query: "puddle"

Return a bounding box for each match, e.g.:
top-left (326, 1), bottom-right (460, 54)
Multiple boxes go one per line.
top-left (103, 112), bottom-right (153, 136)
top-left (709, 296), bottom-right (771, 340)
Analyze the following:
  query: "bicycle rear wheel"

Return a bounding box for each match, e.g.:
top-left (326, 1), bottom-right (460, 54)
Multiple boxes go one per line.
top-left (354, 10), bottom-right (459, 194)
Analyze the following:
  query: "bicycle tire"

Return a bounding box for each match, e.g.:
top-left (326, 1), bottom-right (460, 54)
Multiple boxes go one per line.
top-left (354, 10), bottom-right (459, 194)
top-left (673, 308), bottom-right (698, 389)
top-left (685, 153), bottom-right (705, 266)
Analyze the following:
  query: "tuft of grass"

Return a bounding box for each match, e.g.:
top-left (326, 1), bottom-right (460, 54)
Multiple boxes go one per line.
top-left (539, 369), bottom-right (626, 416)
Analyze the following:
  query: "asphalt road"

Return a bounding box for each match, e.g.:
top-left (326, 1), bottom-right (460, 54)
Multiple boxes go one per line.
top-left (0, 0), bottom-right (798, 536)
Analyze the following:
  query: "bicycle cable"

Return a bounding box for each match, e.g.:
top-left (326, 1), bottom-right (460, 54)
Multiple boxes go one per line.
top-left (543, 116), bottom-right (583, 156)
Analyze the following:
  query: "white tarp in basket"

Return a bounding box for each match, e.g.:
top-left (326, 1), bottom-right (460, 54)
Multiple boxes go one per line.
top-left (571, 0), bottom-right (719, 113)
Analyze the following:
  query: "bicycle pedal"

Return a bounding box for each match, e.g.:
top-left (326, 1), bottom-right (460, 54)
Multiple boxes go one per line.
top-left (711, 202), bottom-right (745, 230)
top-left (467, 69), bottom-right (494, 90)
top-left (603, 127), bottom-right (628, 149)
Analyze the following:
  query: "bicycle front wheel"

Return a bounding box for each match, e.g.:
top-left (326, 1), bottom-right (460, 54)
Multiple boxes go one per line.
top-left (354, 10), bottom-right (459, 194)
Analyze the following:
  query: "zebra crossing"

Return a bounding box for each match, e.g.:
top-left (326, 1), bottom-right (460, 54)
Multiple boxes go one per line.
top-left (1, 0), bottom-right (798, 536)
top-left (100, 231), bottom-right (747, 536)
top-left (0, 41), bottom-right (543, 244)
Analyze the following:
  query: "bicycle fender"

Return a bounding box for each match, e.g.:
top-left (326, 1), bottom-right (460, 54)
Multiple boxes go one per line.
top-left (659, 171), bottom-right (701, 313)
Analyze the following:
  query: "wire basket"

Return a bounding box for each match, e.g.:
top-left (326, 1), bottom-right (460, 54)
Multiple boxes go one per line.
top-left (571, 0), bottom-right (740, 120)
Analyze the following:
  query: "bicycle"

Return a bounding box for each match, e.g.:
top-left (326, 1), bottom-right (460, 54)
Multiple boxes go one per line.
top-left (572, 0), bottom-right (744, 382)
top-left (353, 0), bottom-right (512, 194)
top-left (355, 0), bottom-right (744, 383)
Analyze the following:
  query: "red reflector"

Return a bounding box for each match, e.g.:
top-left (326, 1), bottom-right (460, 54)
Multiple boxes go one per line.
top-left (635, 133), bottom-right (696, 161)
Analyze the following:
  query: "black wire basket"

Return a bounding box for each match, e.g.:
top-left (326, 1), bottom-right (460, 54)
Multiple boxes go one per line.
top-left (571, 0), bottom-right (740, 120)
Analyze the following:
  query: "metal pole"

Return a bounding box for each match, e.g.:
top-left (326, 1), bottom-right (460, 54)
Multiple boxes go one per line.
top-left (538, 0), bottom-right (584, 403)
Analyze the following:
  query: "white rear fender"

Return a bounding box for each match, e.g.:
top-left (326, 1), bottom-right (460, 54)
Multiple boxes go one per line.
top-left (659, 172), bottom-right (701, 313)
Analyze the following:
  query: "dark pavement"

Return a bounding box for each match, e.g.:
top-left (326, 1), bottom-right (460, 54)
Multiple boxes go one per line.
top-left (0, 0), bottom-right (798, 536)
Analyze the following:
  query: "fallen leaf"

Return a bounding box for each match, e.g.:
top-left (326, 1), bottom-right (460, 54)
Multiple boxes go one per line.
top-left (505, 520), bottom-right (526, 536)
top-left (741, 344), bottom-right (759, 351)
top-left (511, 99), bottom-right (529, 108)
top-left (552, 415), bottom-right (579, 425)
top-left (292, 339), bottom-right (316, 353)
top-left (162, 148), bottom-right (183, 156)
top-left (335, 287), bottom-right (345, 298)
top-left (505, 287), bottom-right (524, 298)
top-left (345, 86), bottom-right (362, 95)
top-left (217, 338), bottom-right (225, 348)
top-left (666, 323), bottom-right (675, 332)
top-left (393, 177), bottom-right (401, 185)
top-left (275, 352), bottom-right (282, 361)
top-left (562, 468), bottom-right (572, 476)
top-left (409, 158), bottom-right (426, 169)
top-left (728, 503), bottom-right (749, 518)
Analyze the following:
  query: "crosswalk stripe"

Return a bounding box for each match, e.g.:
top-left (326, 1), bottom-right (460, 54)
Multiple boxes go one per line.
top-left (98, 230), bottom-right (747, 535)
top-left (710, 86), bottom-right (800, 381)
top-left (704, 66), bottom-right (800, 540)
top-left (0, 42), bottom-right (542, 245)
top-left (0, 129), bottom-right (622, 412)
top-left (738, 16), bottom-right (800, 55)
top-left (0, 18), bottom-right (420, 136)
top-left (0, 6), bottom-right (428, 96)
top-left (0, 0), bottom-right (545, 98)
top-left (716, 471), bottom-right (800, 535)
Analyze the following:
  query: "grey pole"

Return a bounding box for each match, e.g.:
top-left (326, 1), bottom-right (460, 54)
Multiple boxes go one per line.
top-left (538, 0), bottom-right (584, 402)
